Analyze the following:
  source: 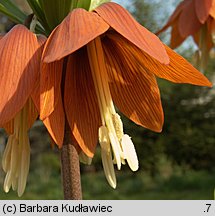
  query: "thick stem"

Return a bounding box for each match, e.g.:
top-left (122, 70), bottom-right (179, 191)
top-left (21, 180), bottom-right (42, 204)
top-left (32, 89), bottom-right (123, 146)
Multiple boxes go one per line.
top-left (60, 57), bottom-right (82, 200)
top-left (60, 121), bottom-right (82, 200)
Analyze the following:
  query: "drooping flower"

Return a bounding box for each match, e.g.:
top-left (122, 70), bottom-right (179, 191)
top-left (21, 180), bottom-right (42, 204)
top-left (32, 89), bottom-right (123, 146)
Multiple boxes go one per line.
top-left (157, 0), bottom-right (215, 72)
top-left (41, 2), bottom-right (212, 188)
top-left (0, 25), bottom-right (43, 196)
top-left (0, 24), bottom-right (62, 196)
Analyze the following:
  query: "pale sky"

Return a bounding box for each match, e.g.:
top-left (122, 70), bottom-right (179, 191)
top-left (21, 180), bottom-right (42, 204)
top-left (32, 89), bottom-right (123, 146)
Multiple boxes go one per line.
top-left (113, 0), bottom-right (129, 7)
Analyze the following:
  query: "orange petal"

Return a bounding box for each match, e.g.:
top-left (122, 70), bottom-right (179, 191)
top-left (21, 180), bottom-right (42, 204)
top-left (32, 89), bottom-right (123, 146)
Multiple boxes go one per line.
top-left (0, 35), bottom-right (42, 134)
top-left (37, 34), bottom-right (47, 45)
top-left (43, 101), bottom-right (65, 148)
top-left (43, 8), bottom-right (109, 63)
top-left (40, 60), bottom-right (63, 120)
top-left (32, 78), bottom-right (65, 147)
top-left (64, 47), bottom-right (101, 157)
top-left (179, 0), bottom-right (202, 37)
top-left (170, 20), bottom-right (186, 48)
top-left (150, 45), bottom-right (212, 86)
top-left (95, 2), bottom-right (169, 64)
top-left (107, 32), bottom-right (212, 87)
top-left (103, 36), bottom-right (164, 132)
top-left (26, 98), bottom-right (38, 129)
top-left (2, 98), bottom-right (38, 135)
top-left (195, 0), bottom-right (212, 23)
top-left (156, 1), bottom-right (186, 35)
top-left (2, 120), bottom-right (14, 135)
top-left (209, 1), bottom-right (215, 18)
top-left (193, 18), bottom-right (213, 50)
top-left (0, 25), bottom-right (41, 125)
top-left (0, 34), bottom-right (4, 40)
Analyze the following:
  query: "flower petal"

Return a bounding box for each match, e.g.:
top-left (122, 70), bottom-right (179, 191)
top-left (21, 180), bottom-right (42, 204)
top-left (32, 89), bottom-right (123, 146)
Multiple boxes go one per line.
top-left (37, 34), bottom-right (47, 45)
top-left (193, 18), bottom-right (213, 51)
top-left (156, 1), bottom-right (186, 35)
top-left (107, 32), bottom-right (212, 87)
top-left (43, 103), bottom-right (65, 148)
top-left (3, 121), bottom-right (14, 135)
top-left (40, 60), bottom-right (63, 120)
top-left (179, 0), bottom-right (202, 37)
top-left (2, 98), bottom-right (38, 135)
top-left (43, 8), bottom-right (109, 63)
top-left (2, 35), bottom-right (45, 135)
top-left (170, 21), bottom-right (186, 48)
top-left (26, 98), bottom-right (38, 129)
top-left (95, 2), bottom-right (169, 64)
top-left (36, 34), bottom-right (65, 147)
top-left (32, 79), bottom-right (65, 147)
top-left (195, 0), bottom-right (212, 23)
top-left (0, 25), bottom-right (41, 125)
top-left (146, 45), bottom-right (212, 87)
top-left (209, 1), bottom-right (215, 18)
top-left (64, 47), bottom-right (101, 157)
top-left (102, 36), bottom-right (164, 132)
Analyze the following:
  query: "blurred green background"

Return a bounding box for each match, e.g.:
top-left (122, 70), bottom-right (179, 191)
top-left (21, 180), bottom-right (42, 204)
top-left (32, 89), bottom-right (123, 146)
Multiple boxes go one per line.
top-left (0, 0), bottom-right (214, 200)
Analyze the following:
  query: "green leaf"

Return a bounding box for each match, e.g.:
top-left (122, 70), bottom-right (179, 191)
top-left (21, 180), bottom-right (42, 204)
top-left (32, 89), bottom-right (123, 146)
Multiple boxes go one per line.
top-left (26, 0), bottom-right (51, 34)
top-left (71, 0), bottom-right (78, 9)
top-left (89, 0), bottom-right (110, 11)
top-left (0, 0), bottom-right (27, 23)
top-left (0, 4), bottom-right (24, 23)
top-left (77, 0), bottom-right (91, 10)
top-left (0, 0), bottom-right (26, 20)
top-left (38, 0), bottom-right (73, 31)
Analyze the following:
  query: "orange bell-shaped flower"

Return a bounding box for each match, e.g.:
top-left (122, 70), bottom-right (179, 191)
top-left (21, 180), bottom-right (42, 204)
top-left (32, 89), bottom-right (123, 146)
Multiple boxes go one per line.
top-left (40, 2), bottom-right (212, 188)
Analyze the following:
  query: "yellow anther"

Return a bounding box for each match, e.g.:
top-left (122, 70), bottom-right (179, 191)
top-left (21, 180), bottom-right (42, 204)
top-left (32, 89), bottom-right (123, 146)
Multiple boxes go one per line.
top-left (112, 113), bottom-right (124, 141)
top-left (99, 126), bottom-right (110, 153)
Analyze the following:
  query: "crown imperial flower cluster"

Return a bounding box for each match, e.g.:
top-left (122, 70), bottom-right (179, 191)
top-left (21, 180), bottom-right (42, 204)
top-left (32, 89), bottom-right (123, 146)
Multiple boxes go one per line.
top-left (0, 0), bottom-right (212, 196)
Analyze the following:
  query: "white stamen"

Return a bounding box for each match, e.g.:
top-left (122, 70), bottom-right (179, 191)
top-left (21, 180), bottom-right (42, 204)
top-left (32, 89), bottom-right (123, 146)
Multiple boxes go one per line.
top-left (121, 135), bottom-right (139, 171)
top-left (3, 171), bottom-right (12, 193)
top-left (12, 177), bottom-right (18, 191)
top-left (87, 37), bottom-right (139, 188)
top-left (101, 149), bottom-right (116, 189)
top-left (2, 135), bottom-right (13, 172)
top-left (2, 101), bottom-right (31, 196)
top-left (109, 132), bottom-right (121, 170)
